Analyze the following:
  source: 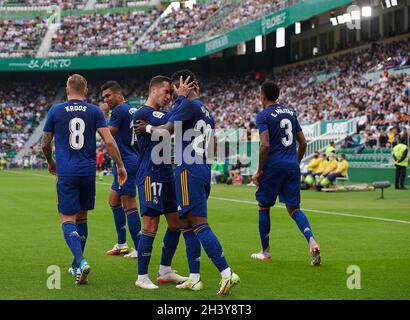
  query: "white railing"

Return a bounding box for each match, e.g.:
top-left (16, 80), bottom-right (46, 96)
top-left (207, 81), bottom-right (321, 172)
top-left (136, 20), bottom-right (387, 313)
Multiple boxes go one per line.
top-left (304, 117), bottom-right (358, 161)
top-left (300, 121), bottom-right (321, 141)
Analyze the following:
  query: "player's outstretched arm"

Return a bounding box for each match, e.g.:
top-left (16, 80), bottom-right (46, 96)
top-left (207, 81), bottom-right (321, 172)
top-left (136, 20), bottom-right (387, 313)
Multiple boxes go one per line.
top-left (134, 120), bottom-right (174, 136)
top-left (253, 130), bottom-right (270, 186)
top-left (41, 131), bottom-right (56, 176)
top-left (296, 131), bottom-right (307, 163)
top-left (97, 127), bottom-right (127, 185)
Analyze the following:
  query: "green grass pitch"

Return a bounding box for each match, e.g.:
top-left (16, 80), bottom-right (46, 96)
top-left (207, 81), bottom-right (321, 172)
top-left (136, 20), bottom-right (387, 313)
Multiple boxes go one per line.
top-left (1, 169), bottom-right (409, 300)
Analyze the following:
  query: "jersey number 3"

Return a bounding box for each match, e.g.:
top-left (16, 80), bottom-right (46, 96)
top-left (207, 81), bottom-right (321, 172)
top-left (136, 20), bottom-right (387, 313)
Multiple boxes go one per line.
top-left (280, 118), bottom-right (293, 147)
top-left (69, 117), bottom-right (85, 150)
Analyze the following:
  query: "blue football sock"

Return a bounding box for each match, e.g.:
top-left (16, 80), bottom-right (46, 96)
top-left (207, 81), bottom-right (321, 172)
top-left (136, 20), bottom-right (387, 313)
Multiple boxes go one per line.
top-left (111, 205), bottom-right (126, 245)
top-left (125, 208), bottom-right (141, 249)
top-left (72, 220), bottom-right (88, 268)
top-left (291, 209), bottom-right (314, 243)
top-left (62, 222), bottom-right (83, 267)
top-left (258, 208), bottom-right (270, 251)
top-left (181, 227), bottom-right (201, 274)
top-left (160, 228), bottom-right (180, 267)
top-left (137, 230), bottom-right (156, 275)
top-left (194, 223), bottom-right (229, 272)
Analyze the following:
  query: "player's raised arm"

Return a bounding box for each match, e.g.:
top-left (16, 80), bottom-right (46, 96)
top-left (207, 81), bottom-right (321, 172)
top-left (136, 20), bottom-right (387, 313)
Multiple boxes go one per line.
top-left (97, 127), bottom-right (127, 185)
top-left (134, 75), bottom-right (195, 136)
top-left (41, 131), bottom-right (56, 175)
top-left (296, 131), bottom-right (307, 163)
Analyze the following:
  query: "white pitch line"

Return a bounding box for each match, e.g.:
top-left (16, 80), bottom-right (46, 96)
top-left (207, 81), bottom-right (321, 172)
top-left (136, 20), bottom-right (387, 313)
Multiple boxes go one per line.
top-left (3, 170), bottom-right (410, 225)
top-left (209, 196), bottom-right (410, 225)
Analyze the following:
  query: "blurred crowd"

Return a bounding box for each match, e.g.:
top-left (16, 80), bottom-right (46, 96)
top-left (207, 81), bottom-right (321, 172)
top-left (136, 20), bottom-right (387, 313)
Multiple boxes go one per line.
top-left (0, 82), bottom-right (57, 166)
top-left (2, 0), bottom-right (288, 57)
top-left (50, 10), bottom-right (161, 55)
top-left (1, 38), bottom-right (409, 169)
top-left (140, 2), bottom-right (218, 51)
top-left (0, 1), bottom-right (86, 9)
top-left (192, 0), bottom-right (284, 43)
top-left (201, 40), bottom-right (410, 144)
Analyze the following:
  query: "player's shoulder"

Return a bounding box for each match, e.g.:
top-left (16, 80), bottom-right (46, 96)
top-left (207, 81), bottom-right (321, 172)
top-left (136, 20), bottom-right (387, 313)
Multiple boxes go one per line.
top-left (133, 105), bottom-right (151, 119)
top-left (256, 107), bottom-right (269, 121)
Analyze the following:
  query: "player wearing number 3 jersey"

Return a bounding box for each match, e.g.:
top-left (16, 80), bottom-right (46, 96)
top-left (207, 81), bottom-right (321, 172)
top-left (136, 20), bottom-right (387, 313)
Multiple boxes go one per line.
top-left (42, 74), bottom-right (127, 285)
top-left (252, 81), bottom-right (321, 266)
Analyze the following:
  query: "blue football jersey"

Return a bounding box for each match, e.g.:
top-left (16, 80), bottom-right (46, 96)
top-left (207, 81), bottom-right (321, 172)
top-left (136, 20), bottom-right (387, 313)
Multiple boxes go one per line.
top-left (168, 98), bottom-right (215, 182)
top-left (43, 99), bottom-right (107, 176)
top-left (108, 101), bottom-right (139, 164)
top-left (256, 104), bottom-right (302, 169)
top-left (133, 105), bottom-right (173, 185)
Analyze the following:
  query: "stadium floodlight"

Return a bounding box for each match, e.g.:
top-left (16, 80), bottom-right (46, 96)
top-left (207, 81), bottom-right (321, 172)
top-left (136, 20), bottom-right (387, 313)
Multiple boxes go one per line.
top-left (337, 15), bottom-right (345, 24)
top-left (295, 22), bottom-right (301, 34)
top-left (385, 0), bottom-right (392, 8)
top-left (391, 0), bottom-right (398, 6)
top-left (362, 6), bottom-right (372, 17)
top-left (351, 9), bottom-right (361, 20)
top-left (276, 27), bottom-right (285, 48)
top-left (255, 35), bottom-right (263, 53)
top-left (330, 17), bottom-right (338, 26)
top-left (343, 13), bottom-right (352, 23)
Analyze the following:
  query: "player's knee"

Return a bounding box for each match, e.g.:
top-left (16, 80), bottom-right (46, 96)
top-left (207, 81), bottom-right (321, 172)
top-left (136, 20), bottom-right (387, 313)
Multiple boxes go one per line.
top-left (143, 219), bottom-right (159, 233)
top-left (258, 205), bottom-right (270, 212)
top-left (142, 227), bottom-right (157, 237)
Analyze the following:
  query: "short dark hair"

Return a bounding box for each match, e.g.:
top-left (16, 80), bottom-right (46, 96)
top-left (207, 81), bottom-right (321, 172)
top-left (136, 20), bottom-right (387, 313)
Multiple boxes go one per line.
top-left (170, 69), bottom-right (198, 85)
top-left (261, 81), bottom-right (280, 102)
top-left (339, 154), bottom-right (346, 159)
top-left (101, 80), bottom-right (123, 93)
top-left (149, 75), bottom-right (171, 92)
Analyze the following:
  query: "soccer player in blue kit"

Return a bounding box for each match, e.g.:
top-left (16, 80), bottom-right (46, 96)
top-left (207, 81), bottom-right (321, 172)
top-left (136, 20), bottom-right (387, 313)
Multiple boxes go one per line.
top-left (252, 81), bottom-right (321, 266)
top-left (100, 81), bottom-right (141, 259)
top-left (135, 70), bottom-right (240, 295)
top-left (42, 74), bottom-right (127, 284)
top-left (132, 76), bottom-right (189, 289)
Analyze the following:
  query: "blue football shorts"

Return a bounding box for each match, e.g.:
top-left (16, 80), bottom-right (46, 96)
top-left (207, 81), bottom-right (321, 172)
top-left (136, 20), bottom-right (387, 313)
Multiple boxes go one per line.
top-left (255, 167), bottom-right (301, 208)
top-left (56, 175), bottom-right (96, 215)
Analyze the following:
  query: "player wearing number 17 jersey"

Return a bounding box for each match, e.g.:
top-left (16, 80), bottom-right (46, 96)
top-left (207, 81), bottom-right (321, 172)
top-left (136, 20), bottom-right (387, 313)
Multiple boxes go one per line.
top-left (252, 81), bottom-right (321, 266)
top-left (42, 74), bottom-right (127, 285)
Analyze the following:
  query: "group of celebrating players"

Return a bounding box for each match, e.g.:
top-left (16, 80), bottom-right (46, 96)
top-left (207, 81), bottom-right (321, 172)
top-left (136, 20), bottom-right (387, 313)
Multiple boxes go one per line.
top-left (41, 69), bottom-right (321, 296)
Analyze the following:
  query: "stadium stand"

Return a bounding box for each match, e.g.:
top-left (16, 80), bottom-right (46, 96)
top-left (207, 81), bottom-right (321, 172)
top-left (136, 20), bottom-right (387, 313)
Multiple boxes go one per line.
top-left (49, 10), bottom-right (162, 56)
top-left (0, 1), bottom-right (87, 10)
top-left (2, 37), bottom-right (408, 168)
top-left (0, 82), bottom-right (57, 164)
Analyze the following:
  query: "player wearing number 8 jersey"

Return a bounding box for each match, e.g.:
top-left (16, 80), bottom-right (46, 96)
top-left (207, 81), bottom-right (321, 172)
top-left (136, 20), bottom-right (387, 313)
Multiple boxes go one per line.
top-left (42, 74), bottom-right (127, 285)
top-left (252, 81), bottom-right (321, 266)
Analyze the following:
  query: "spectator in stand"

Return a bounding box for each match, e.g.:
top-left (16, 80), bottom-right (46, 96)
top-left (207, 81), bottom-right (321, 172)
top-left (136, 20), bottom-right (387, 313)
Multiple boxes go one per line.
top-left (377, 130), bottom-right (389, 148)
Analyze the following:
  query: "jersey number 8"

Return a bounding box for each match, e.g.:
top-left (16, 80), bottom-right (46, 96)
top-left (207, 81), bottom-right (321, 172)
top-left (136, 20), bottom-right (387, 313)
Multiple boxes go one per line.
top-left (69, 117), bottom-right (85, 150)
